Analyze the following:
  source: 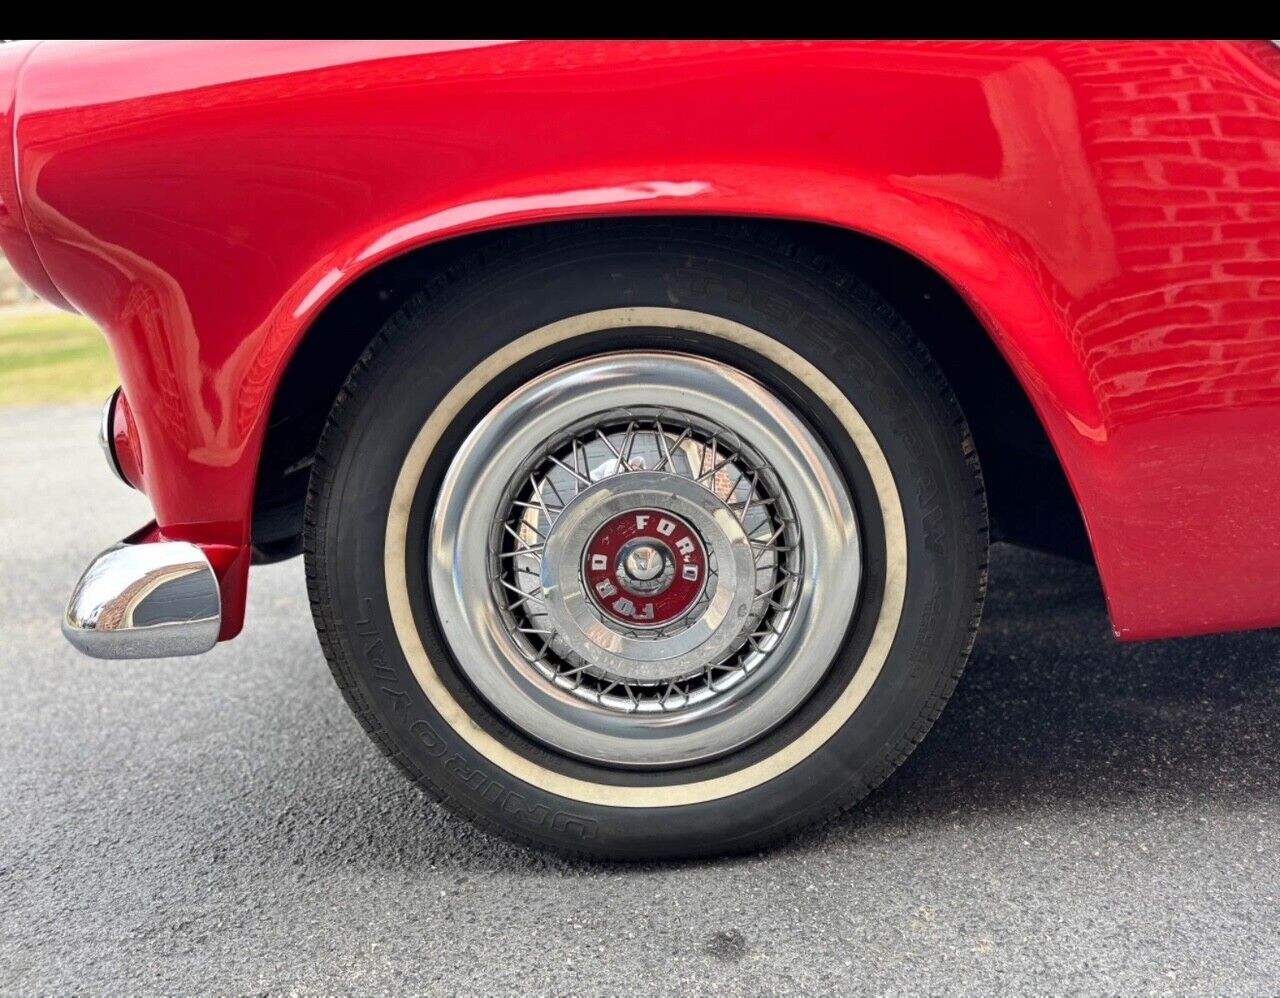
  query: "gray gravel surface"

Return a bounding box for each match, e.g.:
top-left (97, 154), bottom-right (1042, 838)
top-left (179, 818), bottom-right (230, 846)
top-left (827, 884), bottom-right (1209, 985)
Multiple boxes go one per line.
top-left (2, 404), bottom-right (1277, 995)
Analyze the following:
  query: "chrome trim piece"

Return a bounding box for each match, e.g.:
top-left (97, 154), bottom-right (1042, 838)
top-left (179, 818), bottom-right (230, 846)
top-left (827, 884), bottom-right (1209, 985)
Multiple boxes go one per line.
top-left (62, 540), bottom-right (221, 659)
top-left (98, 387), bottom-right (128, 486)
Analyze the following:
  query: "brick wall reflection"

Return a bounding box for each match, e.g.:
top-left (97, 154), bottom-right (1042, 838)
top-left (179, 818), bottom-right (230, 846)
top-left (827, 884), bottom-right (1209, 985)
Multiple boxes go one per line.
top-left (1060, 42), bottom-right (1280, 426)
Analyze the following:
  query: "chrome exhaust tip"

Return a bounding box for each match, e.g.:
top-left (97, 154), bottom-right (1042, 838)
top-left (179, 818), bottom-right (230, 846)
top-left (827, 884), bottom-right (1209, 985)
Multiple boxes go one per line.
top-left (62, 539), bottom-right (221, 659)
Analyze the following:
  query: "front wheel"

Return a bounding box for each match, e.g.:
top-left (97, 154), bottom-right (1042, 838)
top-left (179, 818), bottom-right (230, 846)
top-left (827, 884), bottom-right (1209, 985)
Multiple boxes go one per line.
top-left (306, 224), bottom-right (987, 858)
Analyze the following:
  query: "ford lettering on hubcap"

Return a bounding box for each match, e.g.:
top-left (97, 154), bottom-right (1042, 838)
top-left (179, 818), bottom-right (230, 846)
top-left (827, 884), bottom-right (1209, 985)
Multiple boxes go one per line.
top-left (582, 509), bottom-right (707, 627)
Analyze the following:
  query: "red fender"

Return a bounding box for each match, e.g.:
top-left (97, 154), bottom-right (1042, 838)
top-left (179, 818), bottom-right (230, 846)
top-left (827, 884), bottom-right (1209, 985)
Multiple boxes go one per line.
top-left (9, 40), bottom-right (1280, 639)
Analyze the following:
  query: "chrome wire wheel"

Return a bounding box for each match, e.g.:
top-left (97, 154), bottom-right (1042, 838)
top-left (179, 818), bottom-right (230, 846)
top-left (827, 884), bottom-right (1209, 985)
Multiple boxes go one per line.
top-left (430, 351), bottom-right (860, 767)
top-left (496, 409), bottom-right (801, 711)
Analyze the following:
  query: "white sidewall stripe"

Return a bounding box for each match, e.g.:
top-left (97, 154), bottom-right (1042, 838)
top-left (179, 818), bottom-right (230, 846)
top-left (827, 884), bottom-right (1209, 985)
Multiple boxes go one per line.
top-left (384, 308), bottom-right (907, 807)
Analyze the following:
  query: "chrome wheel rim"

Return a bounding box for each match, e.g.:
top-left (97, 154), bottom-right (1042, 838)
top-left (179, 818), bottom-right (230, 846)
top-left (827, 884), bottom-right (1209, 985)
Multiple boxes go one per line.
top-left (429, 351), bottom-right (860, 767)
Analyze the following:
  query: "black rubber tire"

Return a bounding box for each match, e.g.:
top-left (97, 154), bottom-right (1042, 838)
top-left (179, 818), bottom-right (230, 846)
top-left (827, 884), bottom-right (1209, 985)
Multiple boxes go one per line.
top-left (305, 220), bottom-right (988, 859)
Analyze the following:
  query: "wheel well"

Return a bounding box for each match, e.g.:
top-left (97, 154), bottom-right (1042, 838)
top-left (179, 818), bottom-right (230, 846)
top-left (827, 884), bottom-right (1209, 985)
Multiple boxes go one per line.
top-left (252, 218), bottom-right (1090, 563)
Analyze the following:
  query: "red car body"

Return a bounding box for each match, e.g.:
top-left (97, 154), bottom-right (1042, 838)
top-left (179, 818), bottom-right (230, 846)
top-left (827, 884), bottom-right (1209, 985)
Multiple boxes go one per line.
top-left (3, 39), bottom-right (1279, 642)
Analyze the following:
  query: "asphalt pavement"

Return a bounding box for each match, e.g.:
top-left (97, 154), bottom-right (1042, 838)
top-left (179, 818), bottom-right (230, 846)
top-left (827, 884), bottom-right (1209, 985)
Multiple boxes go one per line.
top-left (1, 404), bottom-right (1277, 995)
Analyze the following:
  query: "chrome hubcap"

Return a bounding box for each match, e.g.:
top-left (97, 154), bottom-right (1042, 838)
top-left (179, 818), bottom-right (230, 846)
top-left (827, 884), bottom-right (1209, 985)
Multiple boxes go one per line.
top-left (429, 351), bottom-right (860, 766)
top-left (532, 465), bottom-right (773, 686)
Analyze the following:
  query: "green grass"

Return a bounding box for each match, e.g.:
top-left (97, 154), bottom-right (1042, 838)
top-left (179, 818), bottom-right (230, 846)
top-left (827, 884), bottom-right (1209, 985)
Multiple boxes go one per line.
top-left (0, 311), bottom-right (118, 406)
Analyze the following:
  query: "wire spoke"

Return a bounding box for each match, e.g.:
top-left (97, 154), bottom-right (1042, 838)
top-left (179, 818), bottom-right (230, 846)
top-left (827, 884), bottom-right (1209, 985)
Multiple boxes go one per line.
top-left (595, 429), bottom-right (623, 460)
top-left (500, 579), bottom-right (544, 605)
top-left (541, 473), bottom-right (568, 511)
top-left (513, 497), bottom-right (563, 517)
top-left (653, 426), bottom-right (691, 472)
top-left (548, 454), bottom-right (591, 488)
top-left (503, 520), bottom-right (547, 548)
top-left (696, 450), bottom-right (743, 485)
top-left (619, 421), bottom-right (638, 470)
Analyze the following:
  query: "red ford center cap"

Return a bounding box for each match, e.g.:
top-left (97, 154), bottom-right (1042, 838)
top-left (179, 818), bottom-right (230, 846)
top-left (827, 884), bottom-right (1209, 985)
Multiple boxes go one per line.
top-left (582, 508), bottom-right (708, 627)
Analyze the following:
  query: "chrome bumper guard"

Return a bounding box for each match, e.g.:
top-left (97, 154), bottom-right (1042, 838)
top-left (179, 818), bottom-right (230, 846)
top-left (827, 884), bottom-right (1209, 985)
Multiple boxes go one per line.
top-left (62, 540), bottom-right (221, 659)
